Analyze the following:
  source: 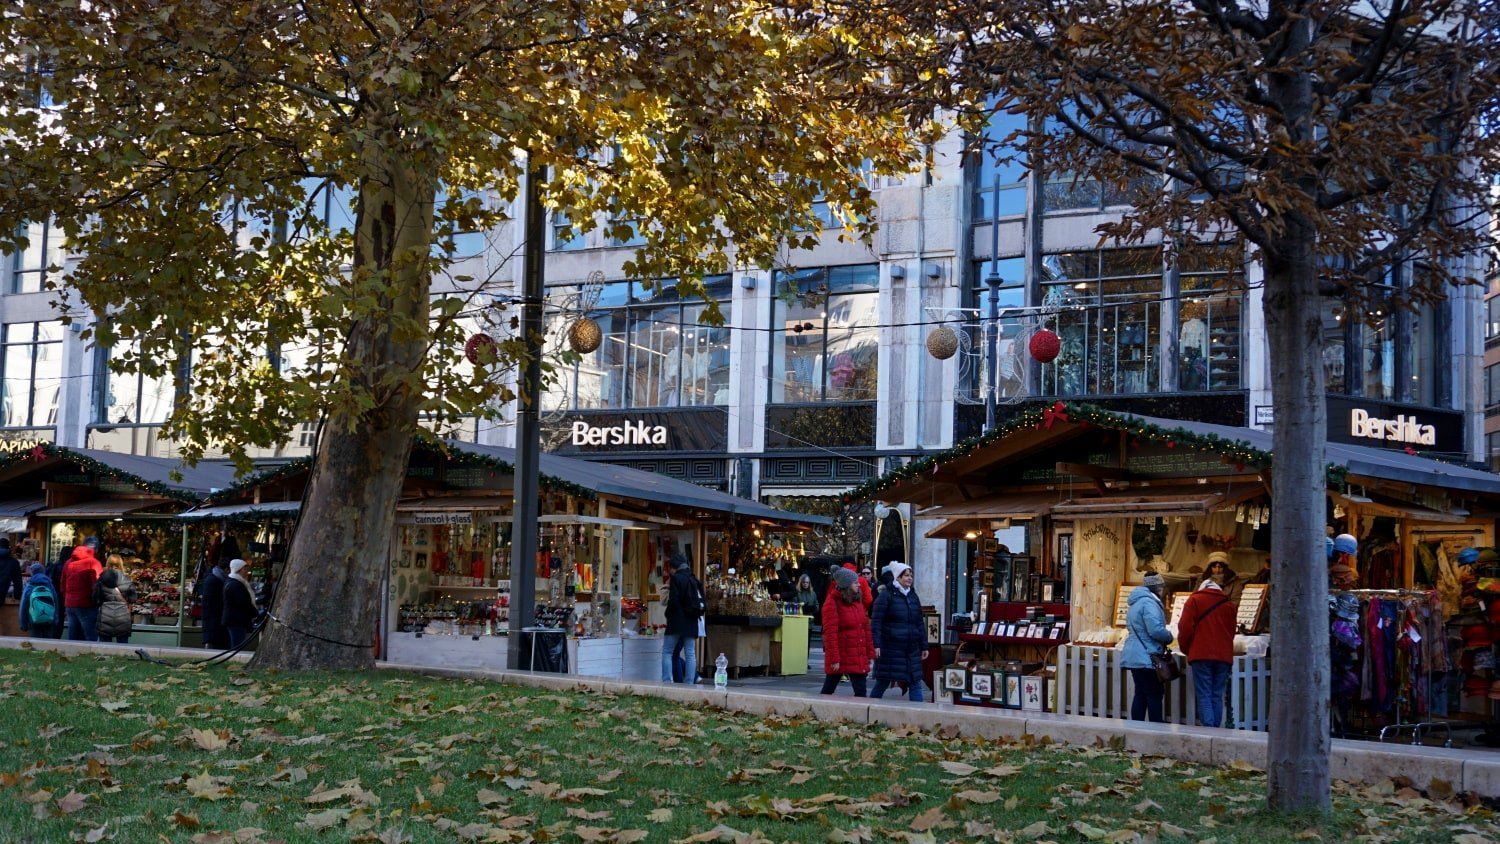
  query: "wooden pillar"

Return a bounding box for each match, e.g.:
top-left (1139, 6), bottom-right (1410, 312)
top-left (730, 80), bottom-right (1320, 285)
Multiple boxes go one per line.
top-left (1399, 519), bottom-right (1415, 589)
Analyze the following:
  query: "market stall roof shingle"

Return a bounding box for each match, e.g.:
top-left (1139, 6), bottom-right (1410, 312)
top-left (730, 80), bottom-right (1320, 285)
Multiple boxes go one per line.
top-left (447, 441), bottom-right (830, 526)
top-left (851, 402), bottom-right (1500, 504)
top-left (0, 445), bottom-right (241, 501)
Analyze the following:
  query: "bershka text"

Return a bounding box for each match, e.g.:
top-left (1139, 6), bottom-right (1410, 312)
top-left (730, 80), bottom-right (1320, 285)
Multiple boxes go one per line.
top-left (571, 420), bottom-right (668, 447)
top-left (1349, 409), bottom-right (1435, 446)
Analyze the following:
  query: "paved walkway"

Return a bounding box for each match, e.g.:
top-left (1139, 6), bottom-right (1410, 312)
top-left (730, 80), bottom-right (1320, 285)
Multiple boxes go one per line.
top-left (5, 636), bottom-right (1500, 799)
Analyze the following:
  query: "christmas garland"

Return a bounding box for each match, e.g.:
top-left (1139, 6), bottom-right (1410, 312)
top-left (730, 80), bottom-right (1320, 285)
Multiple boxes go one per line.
top-left (844, 400), bottom-right (1347, 503)
top-left (205, 444), bottom-right (597, 504)
top-left (0, 443), bottom-right (201, 503)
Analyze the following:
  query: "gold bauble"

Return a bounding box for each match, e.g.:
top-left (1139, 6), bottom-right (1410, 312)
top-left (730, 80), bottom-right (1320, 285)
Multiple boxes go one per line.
top-left (568, 317), bottom-right (603, 354)
top-left (926, 325), bottom-right (960, 360)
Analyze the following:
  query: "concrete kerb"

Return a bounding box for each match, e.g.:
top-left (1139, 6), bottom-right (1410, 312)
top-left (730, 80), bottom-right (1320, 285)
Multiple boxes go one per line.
top-left (5, 636), bottom-right (1499, 798)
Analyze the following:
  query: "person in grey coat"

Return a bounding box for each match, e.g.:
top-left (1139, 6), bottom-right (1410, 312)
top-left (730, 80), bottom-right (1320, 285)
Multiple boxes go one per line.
top-left (1121, 573), bottom-right (1174, 723)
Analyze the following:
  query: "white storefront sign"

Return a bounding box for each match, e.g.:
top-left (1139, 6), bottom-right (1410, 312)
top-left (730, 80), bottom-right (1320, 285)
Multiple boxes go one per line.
top-left (1348, 408), bottom-right (1436, 446)
top-left (411, 512), bottom-right (473, 526)
top-left (571, 420), bottom-right (668, 447)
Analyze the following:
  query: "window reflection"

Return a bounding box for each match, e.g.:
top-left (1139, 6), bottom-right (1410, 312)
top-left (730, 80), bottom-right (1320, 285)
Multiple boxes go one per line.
top-left (770, 265), bottom-right (879, 403)
top-left (1, 321), bottom-right (63, 428)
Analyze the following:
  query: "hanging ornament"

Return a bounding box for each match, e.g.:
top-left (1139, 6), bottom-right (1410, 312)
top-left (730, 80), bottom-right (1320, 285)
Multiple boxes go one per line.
top-left (464, 333), bottom-right (497, 365)
top-left (925, 325), bottom-right (959, 360)
top-left (1028, 328), bottom-right (1061, 363)
top-left (568, 316), bottom-right (603, 354)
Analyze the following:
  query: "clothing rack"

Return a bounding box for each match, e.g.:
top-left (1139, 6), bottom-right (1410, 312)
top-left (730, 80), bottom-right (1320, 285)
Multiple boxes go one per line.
top-left (1329, 589), bottom-right (1454, 747)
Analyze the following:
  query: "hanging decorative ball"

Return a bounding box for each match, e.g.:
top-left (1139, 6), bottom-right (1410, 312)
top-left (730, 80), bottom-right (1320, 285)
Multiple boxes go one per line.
top-left (464, 333), bottom-right (497, 365)
top-left (568, 316), bottom-right (603, 354)
top-left (926, 325), bottom-right (959, 360)
top-left (1028, 328), bottom-right (1061, 363)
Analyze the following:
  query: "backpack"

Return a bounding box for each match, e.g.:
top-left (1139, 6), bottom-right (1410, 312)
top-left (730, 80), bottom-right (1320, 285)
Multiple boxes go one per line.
top-left (27, 583), bottom-right (57, 627)
top-left (97, 587), bottom-right (133, 638)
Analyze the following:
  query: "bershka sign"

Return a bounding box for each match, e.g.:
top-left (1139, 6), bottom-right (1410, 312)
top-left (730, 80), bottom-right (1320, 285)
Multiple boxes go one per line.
top-left (571, 419), bottom-right (667, 447)
top-left (1349, 408), bottom-right (1436, 446)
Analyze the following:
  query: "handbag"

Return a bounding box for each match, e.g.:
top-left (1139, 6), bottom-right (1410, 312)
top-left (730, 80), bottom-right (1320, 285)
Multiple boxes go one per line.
top-left (1150, 650), bottom-right (1182, 683)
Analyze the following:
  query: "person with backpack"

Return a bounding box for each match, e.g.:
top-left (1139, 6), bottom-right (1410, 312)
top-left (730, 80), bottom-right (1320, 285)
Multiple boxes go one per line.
top-left (60, 543), bottom-right (103, 641)
top-left (662, 554), bottom-right (704, 684)
top-left (19, 563), bottom-right (61, 639)
top-left (93, 559), bottom-right (135, 644)
top-left (0, 538), bottom-right (22, 608)
top-left (1177, 577), bottom-right (1238, 727)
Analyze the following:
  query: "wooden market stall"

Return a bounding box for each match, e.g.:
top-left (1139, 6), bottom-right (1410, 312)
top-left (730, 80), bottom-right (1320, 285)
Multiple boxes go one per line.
top-left (0, 445), bottom-right (237, 645)
top-left (854, 402), bottom-right (1500, 733)
top-left (197, 439), bottom-right (826, 680)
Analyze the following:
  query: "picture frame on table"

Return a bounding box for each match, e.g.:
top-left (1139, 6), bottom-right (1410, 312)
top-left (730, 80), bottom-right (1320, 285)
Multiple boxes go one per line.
top-left (1021, 675), bottom-right (1045, 711)
top-left (968, 671), bottom-right (994, 698)
top-left (943, 667), bottom-right (968, 695)
top-left (1003, 673), bottom-right (1023, 709)
top-left (1010, 558), bottom-right (1030, 604)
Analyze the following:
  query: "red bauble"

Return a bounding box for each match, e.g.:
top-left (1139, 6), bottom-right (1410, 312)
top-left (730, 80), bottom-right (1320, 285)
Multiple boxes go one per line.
top-left (1028, 329), bottom-right (1061, 363)
top-left (464, 333), bottom-right (497, 365)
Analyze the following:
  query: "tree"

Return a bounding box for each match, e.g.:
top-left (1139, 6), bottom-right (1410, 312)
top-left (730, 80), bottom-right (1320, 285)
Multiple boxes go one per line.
top-left (839, 0), bottom-right (1497, 811)
top-left (0, 2), bottom-right (922, 671)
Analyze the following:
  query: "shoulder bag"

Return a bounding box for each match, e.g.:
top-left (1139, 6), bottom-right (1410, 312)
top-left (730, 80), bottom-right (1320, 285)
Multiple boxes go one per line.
top-left (1132, 601), bottom-right (1181, 683)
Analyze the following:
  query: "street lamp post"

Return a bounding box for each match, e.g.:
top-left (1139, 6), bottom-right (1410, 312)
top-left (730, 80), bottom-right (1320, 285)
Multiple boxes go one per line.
top-left (506, 157), bottom-right (545, 670)
top-left (984, 175), bottom-right (1003, 434)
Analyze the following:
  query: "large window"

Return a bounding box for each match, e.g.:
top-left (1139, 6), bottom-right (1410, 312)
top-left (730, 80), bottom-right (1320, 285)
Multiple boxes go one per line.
top-left (1487, 296), bottom-right (1500, 342)
top-left (1357, 285), bottom-right (1397, 401)
top-left (546, 277), bottom-right (730, 409)
top-left (971, 107), bottom-right (1029, 220)
top-left (1037, 249), bottom-right (1162, 396)
top-left (1322, 300), bottom-right (1349, 395)
top-left (969, 258), bottom-right (1028, 398)
top-left (770, 265), bottom-right (879, 403)
top-left (10, 220), bottom-right (65, 294)
top-left (551, 210), bottom-right (587, 252)
top-left (99, 339), bottom-right (175, 425)
top-left (1487, 364), bottom-right (1500, 407)
top-left (1488, 431), bottom-right (1500, 472)
top-left (1176, 245), bottom-right (1243, 392)
top-left (1, 321), bottom-right (63, 428)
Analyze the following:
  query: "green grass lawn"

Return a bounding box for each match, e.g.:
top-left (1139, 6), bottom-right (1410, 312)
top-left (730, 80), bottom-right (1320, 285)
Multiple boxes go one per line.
top-left (0, 648), bottom-right (1494, 843)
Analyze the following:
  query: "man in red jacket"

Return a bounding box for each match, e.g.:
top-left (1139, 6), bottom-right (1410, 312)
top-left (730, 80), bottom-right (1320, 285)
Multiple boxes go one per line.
top-left (60, 544), bottom-right (103, 642)
top-left (1177, 578), bottom-right (1237, 727)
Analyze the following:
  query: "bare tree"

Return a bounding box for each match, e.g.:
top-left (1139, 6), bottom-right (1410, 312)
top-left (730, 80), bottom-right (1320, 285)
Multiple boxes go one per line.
top-left (832, 0), bottom-right (1498, 811)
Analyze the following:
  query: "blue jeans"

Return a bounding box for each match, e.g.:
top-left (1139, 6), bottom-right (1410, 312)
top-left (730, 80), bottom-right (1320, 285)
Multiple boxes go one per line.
top-left (1192, 660), bottom-right (1231, 727)
top-left (661, 633), bottom-right (696, 683)
top-left (870, 678), bottom-right (926, 702)
top-left (66, 607), bottom-right (99, 642)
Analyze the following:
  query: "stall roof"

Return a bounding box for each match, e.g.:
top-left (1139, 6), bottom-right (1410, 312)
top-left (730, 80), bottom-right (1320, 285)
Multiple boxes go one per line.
top-left (0, 498), bottom-right (45, 518)
top-left (1117, 414), bottom-right (1500, 496)
top-left (917, 494), bottom-right (1058, 521)
top-left (35, 500), bottom-right (178, 519)
top-left (396, 496), bottom-right (509, 512)
top-left (0, 445), bottom-right (242, 500)
top-left (177, 501), bottom-right (302, 520)
top-left (852, 403), bottom-right (1500, 504)
top-left (446, 441), bottom-right (830, 526)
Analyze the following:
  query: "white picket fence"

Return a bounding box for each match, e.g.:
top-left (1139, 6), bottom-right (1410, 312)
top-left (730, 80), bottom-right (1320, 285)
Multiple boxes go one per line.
top-left (1055, 645), bottom-right (1270, 731)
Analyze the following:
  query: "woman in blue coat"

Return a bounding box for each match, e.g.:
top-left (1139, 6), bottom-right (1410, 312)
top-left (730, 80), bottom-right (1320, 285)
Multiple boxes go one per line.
top-left (869, 562), bottom-right (928, 701)
top-left (1120, 574), bottom-right (1175, 722)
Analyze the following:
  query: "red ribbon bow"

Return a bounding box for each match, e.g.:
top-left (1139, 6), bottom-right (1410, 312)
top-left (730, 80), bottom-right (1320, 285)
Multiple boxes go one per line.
top-left (1041, 401), bottom-right (1070, 429)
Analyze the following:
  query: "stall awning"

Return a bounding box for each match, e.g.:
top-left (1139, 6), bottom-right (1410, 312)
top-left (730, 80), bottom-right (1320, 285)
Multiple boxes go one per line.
top-left (35, 500), bottom-right (175, 519)
top-left (917, 494), bottom-right (1057, 521)
top-left (396, 496), bottom-right (509, 512)
top-left (1050, 492), bottom-right (1224, 520)
top-left (0, 497), bottom-right (45, 532)
top-left (177, 501), bottom-right (302, 520)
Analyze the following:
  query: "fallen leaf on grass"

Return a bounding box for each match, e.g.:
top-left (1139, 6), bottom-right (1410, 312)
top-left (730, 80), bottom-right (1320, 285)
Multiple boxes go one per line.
top-left (909, 807), bottom-right (947, 832)
top-left (57, 790), bottom-right (90, 814)
top-left (98, 700), bottom-right (130, 712)
top-left (1070, 821), bottom-right (1112, 840)
top-left (937, 761), bottom-right (977, 777)
top-left (675, 825), bottom-right (771, 844)
top-left (647, 808), bottom-right (673, 823)
top-left (298, 808), bottom-right (350, 831)
top-left (789, 772), bottom-right (814, 785)
top-left (983, 764), bottom-right (1021, 778)
top-left (185, 771), bottom-right (231, 801)
top-left (597, 769), bottom-right (623, 783)
top-left (568, 808), bottom-right (613, 821)
top-left (952, 790), bottom-right (1002, 804)
top-left (190, 729), bottom-right (230, 751)
top-left (476, 788), bottom-right (507, 807)
top-left (1017, 821), bottom-right (1051, 840)
top-left (80, 824), bottom-right (112, 842)
top-left (828, 826), bottom-right (873, 843)
top-left (173, 810), bottom-right (201, 829)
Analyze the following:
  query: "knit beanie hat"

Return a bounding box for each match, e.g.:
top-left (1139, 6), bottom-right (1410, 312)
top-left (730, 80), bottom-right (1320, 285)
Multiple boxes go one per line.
top-left (229, 559), bottom-right (248, 575)
top-left (1142, 573), bottom-right (1166, 591)
top-left (884, 561), bottom-right (912, 581)
top-left (831, 567), bottom-right (858, 590)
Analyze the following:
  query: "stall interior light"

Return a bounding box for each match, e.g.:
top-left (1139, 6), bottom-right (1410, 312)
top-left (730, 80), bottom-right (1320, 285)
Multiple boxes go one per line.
top-left (964, 530), bottom-right (980, 540)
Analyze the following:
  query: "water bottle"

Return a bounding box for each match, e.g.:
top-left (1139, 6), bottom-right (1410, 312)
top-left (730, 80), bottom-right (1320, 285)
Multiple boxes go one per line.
top-left (714, 653), bottom-right (729, 690)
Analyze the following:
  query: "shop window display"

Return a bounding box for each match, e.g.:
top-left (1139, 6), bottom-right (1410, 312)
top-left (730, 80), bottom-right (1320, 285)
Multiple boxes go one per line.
top-left (49, 519), bottom-right (184, 627)
top-left (770, 265), bottom-right (879, 404)
top-left (393, 515), bottom-right (513, 637)
top-left (1038, 249), bottom-right (1161, 396)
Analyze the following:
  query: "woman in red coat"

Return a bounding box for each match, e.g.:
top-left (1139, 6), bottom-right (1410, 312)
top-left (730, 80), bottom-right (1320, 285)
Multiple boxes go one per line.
top-left (820, 567), bottom-right (874, 697)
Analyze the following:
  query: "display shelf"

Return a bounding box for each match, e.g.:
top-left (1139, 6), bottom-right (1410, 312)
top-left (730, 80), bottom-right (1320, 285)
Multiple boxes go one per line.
top-left (959, 632), bottom-right (1069, 647)
top-left (428, 585), bottom-right (505, 593)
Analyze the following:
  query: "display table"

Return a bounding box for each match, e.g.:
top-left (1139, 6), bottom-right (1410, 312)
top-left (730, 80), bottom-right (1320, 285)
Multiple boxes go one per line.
top-left (621, 635), bottom-right (662, 681)
top-left (705, 615), bottom-right (781, 678)
top-left (771, 614), bottom-right (809, 676)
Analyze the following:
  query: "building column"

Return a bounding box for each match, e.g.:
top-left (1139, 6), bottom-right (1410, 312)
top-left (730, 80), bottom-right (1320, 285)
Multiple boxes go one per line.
top-left (1243, 259), bottom-right (1270, 427)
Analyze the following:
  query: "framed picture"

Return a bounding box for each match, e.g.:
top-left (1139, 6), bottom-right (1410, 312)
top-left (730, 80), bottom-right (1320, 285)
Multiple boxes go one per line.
top-left (1028, 573), bottom-right (1042, 603)
top-left (1041, 581), bottom-right (1055, 602)
top-left (398, 550), bottom-right (411, 569)
top-left (1021, 676), bottom-right (1045, 711)
top-left (944, 667), bottom-right (968, 695)
top-left (414, 552), bottom-right (428, 570)
top-left (969, 671), bottom-right (994, 698)
top-left (1004, 674), bottom-right (1023, 709)
top-left (924, 610), bottom-right (942, 645)
top-left (1010, 558), bottom-right (1030, 604)
top-left (1045, 677), bottom-right (1057, 713)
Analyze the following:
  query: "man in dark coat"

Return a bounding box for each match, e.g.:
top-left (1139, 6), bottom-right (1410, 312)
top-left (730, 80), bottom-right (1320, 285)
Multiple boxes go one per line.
top-left (198, 562), bottom-right (227, 650)
top-left (0, 538), bottom-right (21, 606)
top-left (870, 561), bottom-right (928, 701)
top-left (221, 559), bottom-right (258, 650)
top-left (661, 555), bottom-right (703, 684)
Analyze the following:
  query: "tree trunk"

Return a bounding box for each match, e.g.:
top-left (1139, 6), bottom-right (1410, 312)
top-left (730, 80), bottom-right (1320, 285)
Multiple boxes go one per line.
top-left (249, 125), bottom-right (436, 672)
